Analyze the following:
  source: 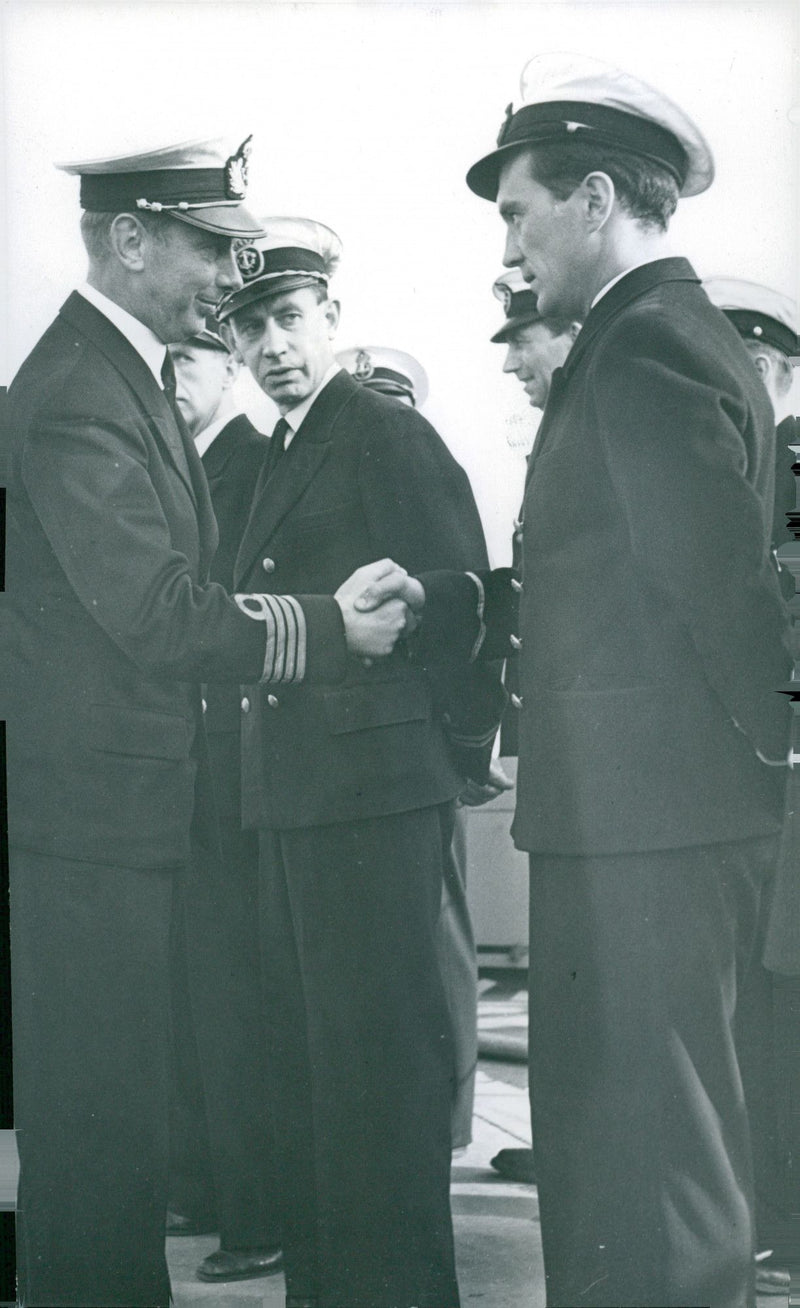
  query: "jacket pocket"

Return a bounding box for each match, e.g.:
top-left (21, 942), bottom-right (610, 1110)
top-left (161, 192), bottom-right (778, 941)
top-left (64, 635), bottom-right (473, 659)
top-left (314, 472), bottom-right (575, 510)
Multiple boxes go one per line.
top-left (89, 704), bottom-right (192, 760)
top-left (322, 679), bottom-right (430, 736)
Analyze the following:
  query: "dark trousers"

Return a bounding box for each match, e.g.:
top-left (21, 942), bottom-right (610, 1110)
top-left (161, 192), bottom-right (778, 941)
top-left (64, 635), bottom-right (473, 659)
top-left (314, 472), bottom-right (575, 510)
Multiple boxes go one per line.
top-left (175, 816), bottom-right (280, 1250)
top-left (438, 807), bottom-right (478, 1149)
top-left (258, 803), bottom-right (460, 1308)
top-left (168, 892), bottom-right (217, 1225)
top-left (10, 849), bottom-right (175, 1308)
top-left (527, 835), bottom-right (776, 1308)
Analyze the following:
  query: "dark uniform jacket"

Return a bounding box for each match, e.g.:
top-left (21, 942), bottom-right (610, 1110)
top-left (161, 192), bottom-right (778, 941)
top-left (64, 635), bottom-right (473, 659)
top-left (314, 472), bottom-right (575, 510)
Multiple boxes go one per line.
top-left (420, 259), bottom-right (792, 856)
top-left (234, 367), bottom-right (500, 830)
top-left (200, 413), bottom-right (268, 819)
top-left (1, 293), bottom-right (345, 868)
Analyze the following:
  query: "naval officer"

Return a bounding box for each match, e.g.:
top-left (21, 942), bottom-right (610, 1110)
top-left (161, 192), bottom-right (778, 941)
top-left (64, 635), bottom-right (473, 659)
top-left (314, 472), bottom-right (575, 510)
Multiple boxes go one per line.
top-left (3, 140), bottom-right (411, 1308)
top-left (217, 219), bottom-right (502, 1308)
top-left (361, 54), bottom-right (793, 1307)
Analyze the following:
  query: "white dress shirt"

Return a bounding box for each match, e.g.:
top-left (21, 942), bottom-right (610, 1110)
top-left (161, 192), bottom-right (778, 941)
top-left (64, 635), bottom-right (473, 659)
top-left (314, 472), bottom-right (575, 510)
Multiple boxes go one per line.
top-left (78, 282), bottom-right (167, 384)
top-left (280, 363), bottom-right (342, 449)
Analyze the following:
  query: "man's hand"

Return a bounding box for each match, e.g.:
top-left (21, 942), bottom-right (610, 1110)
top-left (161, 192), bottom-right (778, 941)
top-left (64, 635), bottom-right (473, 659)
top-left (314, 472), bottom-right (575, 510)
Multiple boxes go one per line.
top-left (354, 566), bottom-right (426, 618)
top-left (458, 759), bottom-right (515, 808)
top-left (335, 560), bottom-right (417, 660)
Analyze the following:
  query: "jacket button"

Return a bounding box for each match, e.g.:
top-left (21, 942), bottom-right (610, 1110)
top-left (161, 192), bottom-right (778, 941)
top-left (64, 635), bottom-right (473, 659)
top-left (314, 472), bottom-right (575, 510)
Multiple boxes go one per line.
top-left (510, 634), bottom-right (522, 650)
top-left (511, 578), bottom-right (523, 593)
top-left (241, 696), bottom-right (251, 713)
top-left (262, 557), bottom-right (276, 574)
top-left (510, 693), bottom-right (523, 709)
top-left (267, 694), bottom-right (279, 709)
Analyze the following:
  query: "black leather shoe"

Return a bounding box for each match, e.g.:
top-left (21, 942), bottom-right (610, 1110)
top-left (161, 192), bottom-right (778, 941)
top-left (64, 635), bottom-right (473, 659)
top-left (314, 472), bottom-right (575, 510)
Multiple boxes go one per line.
top-left (166, 1208), bottom-right (218, 1237)
top-left (490, 1147), bottom-right (537, 1184)
top-left (196, 1246), bottom-right (284, 1282)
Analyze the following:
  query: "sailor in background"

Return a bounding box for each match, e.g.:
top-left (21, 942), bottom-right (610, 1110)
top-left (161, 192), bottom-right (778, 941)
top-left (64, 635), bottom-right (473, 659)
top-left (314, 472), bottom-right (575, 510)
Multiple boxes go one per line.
top-left (704, 278), bottom-right (800, 1296)
top-left (338, 344), bottom-right (514, 1154)
top-left (485, 271), bottom-right (579, 1186)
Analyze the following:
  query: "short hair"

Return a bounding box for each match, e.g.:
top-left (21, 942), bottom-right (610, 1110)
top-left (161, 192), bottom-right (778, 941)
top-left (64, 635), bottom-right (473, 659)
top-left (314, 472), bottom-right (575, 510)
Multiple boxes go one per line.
top-left (524, 140), bottom-right (680, 232)
top-left (742, 337), bottom-right (794, 398)
top-left (79, 209), bottom-right (170, 262)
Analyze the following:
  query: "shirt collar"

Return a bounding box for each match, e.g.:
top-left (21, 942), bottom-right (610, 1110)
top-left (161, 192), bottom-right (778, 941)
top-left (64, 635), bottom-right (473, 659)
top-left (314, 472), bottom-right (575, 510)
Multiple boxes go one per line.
top-left (78, 282), bottom-right (167, 384)
top-left (282, 362), bottom-right (342, 448)
top-left (194, 409), bottom-right (242, 459)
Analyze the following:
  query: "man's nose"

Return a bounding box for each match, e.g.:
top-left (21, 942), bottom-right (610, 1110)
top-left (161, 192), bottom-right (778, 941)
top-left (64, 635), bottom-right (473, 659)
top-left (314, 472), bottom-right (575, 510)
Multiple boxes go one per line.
top-left (502, 228), bottom-right (522, 268)
top-left (503, 348), bottom-right (518, 374)
top-left (261, 324), bottom-right (286, 358)
top-left (217, 244), bottom-right (243, 291)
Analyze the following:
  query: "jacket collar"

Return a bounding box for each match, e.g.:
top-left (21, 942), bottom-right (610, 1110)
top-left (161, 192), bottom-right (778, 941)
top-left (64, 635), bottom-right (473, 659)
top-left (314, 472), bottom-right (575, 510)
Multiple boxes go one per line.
top-left (284, 366), bottom-right (361, 443)
top-left (58, 291), bottom-right (209, 526)
top-left (233, 370), bottom-right (361, 587)
top-left (562, 257), bottom-right (700, 381)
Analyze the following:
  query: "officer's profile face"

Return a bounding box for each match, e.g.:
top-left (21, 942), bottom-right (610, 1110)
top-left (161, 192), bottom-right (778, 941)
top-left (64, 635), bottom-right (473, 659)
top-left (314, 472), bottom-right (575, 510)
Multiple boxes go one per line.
top-left (502, 320), bottom-right (577, 409)
top-left (229, 288), bottom-right (339, 412)
top-left (497, 151), bottom-right (592, 323)
top-left (171, 343), bottom-right (236, 439)
top-left (141, 221), bottom-right (243, 344)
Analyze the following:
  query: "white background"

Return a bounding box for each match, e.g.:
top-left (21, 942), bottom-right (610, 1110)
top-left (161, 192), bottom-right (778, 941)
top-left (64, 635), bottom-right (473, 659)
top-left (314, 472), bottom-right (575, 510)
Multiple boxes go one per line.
top-left (2, 0), bottom-right (798, 561)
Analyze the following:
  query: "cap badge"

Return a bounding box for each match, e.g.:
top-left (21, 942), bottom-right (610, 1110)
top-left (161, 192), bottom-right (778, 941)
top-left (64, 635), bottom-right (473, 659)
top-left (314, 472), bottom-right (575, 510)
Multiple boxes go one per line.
top-left (225, 135), bottom-right (253, 201)
top-left (497, 102), bottom-right (515, 147)
top-left (500, 285), bottom-right (513, 314)
top-left (354, 349), bottom-right (374, 380)
top-left (235, 244), bottom-right (265, 279)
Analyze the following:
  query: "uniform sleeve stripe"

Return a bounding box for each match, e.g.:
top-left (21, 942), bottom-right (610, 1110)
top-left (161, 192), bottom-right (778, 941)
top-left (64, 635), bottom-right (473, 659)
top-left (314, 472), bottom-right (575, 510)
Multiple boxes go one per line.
top-left (233, 592), bottom-right (308, 683)
top-left (282, 595), bottom-right (307, 682)
top-left (465, 572), bottom-right (487, 662)
top-left (262, 594), bottom-right (284, 680)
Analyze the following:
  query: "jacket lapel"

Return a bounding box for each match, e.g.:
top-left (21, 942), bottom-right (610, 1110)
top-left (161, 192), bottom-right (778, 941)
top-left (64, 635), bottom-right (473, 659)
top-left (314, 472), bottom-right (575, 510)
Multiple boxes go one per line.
top-left (524, 258), bottom-right (701, 496)
top-left (560, 258), bottom-right (700, 384)
top-left (235, 370), bottom-right (356, 587)
top-left (59, 292), bottom-right (198, 506)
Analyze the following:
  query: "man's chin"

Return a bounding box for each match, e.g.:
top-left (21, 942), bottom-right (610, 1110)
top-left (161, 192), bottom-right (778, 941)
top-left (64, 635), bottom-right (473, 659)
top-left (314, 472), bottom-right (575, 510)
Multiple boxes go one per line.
top-left (263, 382), bottom-right (309, 406)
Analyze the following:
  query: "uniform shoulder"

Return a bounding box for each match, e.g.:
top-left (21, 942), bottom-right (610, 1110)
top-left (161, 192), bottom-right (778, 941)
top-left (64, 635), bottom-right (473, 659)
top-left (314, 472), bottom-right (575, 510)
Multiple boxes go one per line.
top-left (11, 318), bottom-right (130, 426)
top-left (347, 379), bottom-right (449, 450)
top-left (593, 279), bottom-right (758, 388)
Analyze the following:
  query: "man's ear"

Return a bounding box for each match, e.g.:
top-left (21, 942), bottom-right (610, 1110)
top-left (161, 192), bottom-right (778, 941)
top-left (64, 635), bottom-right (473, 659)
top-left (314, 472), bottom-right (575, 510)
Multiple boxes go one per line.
top-left (325, 298), bottom-right (341, 336)
top-left (580, 171), bottom-right (615, 232)
top-left (752, 351), bottom-right (770, 385)
top-left (568, 320), bottom-right (582, 343)
top-left (222, 353), bottom-right (240, 388)
top-left (108, 214), bottom-right (148, 272)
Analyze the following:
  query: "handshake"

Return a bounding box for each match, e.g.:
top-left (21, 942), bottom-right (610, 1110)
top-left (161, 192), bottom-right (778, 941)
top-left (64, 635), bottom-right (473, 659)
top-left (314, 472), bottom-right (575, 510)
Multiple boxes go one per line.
top-left (335, 559), bottom-right (426, 661)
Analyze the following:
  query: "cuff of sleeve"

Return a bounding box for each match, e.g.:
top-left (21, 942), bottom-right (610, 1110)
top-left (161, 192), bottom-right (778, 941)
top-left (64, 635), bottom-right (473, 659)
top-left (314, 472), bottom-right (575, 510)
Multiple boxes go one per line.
top-left (295, 595), bottom-right (348, 684)
top-left (465, 572), bottom-right (487, 662)
top-left (415, 570), bottom-right (485, 663)
top-left (234, 593), bottom-right (308, 682)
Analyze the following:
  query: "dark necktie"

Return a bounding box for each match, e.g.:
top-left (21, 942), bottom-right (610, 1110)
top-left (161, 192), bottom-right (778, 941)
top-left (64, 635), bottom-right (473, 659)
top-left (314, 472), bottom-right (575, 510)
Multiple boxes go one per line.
top-left (159, 350), bottom-right (193, 480)
top-left (265, 416), bottom-right (291, 479)
top-left (160, 350), bottom-right (180, 418)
